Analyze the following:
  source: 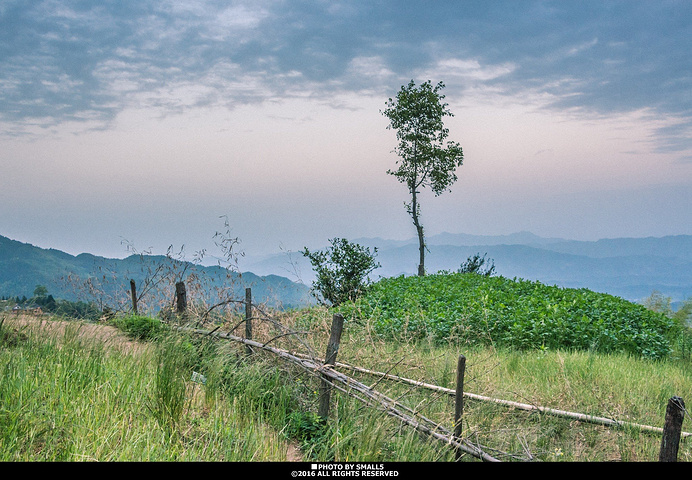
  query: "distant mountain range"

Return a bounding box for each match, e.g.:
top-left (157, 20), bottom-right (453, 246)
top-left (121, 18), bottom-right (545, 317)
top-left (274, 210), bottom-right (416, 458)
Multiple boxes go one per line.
top-left (0, 234), bottom-right (312, 311)
top-left (2, 232), bottom-right (691, 312)
top-left (243, 231), bottom-right (692, 309)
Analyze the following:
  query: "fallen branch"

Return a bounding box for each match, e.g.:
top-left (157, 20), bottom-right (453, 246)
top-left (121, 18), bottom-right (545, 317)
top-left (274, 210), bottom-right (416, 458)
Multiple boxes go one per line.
top-left (180, 326), bottom-right (501, 462)
top-left (332, 361), bottom-right (692, 439)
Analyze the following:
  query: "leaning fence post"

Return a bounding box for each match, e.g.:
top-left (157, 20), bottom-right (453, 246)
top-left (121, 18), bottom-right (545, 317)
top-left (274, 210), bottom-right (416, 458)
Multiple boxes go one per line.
top-left (659, 396), bottom-right (685, 462)
top-left (245, 287), bottom-right (253, 356)
top-left (175, 281), bottom-right (187, 314)
top-left (318, 313), bottom-right (344, 423)
top-left (454, 354), bottom-right (466, 461)
top-left (129, 279), bottom-right (138, 315)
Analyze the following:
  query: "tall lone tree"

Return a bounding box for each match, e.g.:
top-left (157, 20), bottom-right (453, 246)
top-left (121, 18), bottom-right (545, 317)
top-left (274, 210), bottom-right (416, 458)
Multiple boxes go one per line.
top-left (382, 80), bottom-right (464, 276)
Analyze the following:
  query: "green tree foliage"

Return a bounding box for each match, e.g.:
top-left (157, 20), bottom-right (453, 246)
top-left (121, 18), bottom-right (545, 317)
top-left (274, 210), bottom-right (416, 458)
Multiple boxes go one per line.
top-left (641, 291), bottom-right (692, 360)
top-left (302, 238), bottom-right (381, 307)
top-left (641, 290), bottom-right (674, 315)
top-left (675, 299), bottom-right (692, 326)
top-left (382, 80), bottom-right (464, 276)
top-left (642, 291), bottom-right (692, 324)
top-left (458, 253), bottom-right (496, 276)
top-left (33, 285), bottom-right (48, 297)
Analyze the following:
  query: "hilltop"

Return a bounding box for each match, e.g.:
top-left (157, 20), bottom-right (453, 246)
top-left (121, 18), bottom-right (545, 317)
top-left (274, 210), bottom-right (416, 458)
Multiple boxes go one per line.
top-left (244, 231), bottom-right (692, 308)
top-left (339, 272), bottom-right (680, 359)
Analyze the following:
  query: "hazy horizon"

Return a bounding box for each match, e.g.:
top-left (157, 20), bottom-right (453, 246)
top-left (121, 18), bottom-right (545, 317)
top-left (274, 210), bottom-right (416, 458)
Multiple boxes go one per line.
top-left (2, 2), bottom-right (691, 263)
top-left (3, 228), bottom-right (691, 266)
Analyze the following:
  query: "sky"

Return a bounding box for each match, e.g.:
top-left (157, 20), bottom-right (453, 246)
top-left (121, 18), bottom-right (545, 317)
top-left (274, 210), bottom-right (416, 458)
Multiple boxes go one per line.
top-left (1, 0), bottom-right (692, 268)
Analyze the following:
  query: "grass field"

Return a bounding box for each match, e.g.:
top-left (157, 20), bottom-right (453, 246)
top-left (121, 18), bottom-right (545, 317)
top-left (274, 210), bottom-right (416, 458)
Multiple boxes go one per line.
top-left (1, 273), bottom-right (690, 462)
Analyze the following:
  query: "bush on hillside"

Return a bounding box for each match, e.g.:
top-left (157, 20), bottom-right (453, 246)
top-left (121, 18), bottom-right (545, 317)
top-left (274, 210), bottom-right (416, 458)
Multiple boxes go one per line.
top-left (114, 314), bottom-right (165, 340)
top-left (303, 238), bottom-right (381, 307)
top-left (339, 273), bottom-right (677, 359)
top-left (458, 253), bottom-right (496, 276)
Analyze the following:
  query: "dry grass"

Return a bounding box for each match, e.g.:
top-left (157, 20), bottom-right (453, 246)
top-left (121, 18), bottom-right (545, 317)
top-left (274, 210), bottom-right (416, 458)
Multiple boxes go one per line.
top-left (4, 313), bottom-right (149, 355)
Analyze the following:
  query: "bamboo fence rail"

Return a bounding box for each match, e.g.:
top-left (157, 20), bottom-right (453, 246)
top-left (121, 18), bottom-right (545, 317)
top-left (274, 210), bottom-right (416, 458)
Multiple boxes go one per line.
top-left (181, 325), bottom-right (501, 462)
top-left (329, 360), bottom-right (692, 439)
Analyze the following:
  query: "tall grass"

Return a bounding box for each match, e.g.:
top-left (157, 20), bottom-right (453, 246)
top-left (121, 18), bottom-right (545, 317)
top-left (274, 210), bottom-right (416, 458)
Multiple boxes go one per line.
top-left (237, 304), bottom-right (692, 462)
top-left (2, 307), bottom-right (691, 462)
top-left (0, 315), bottom-right (293, 461)
top-left (146, 334), bottom-right (193, 437)
top-left (282, 306), bottom-right (692, 462)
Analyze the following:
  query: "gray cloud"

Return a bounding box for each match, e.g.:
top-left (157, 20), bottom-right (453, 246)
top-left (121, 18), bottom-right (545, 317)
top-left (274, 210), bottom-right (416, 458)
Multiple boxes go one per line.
top-left (1, 0), bottom-right (691, 151)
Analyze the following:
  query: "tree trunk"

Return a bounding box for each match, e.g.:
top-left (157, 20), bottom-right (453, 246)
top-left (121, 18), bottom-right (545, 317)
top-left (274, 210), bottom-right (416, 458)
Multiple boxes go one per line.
top-left (416, 226), bottom-right (425, 276)
top-left (411, 187), bottom-right (425, 276)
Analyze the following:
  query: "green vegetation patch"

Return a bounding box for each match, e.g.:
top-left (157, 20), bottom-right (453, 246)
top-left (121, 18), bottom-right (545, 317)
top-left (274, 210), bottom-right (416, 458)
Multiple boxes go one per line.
top-left (341, 273), bottom-right (677, 359)
top-left (113, 314), bottom-right (165, 341)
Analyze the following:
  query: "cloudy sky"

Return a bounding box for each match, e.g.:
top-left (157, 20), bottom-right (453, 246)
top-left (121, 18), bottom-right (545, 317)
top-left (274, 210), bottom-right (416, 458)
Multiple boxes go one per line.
top-left (2, 0), bottom-right (691, 266)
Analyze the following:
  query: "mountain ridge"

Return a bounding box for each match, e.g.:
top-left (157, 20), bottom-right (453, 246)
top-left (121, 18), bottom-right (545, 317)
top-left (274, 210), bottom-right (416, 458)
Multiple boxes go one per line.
top-left (244, 232), bottom-right (692, 306)
top-left (0, 234), bottom-right (312, 310)
top-left (3, 232), bottom-right (691, 311)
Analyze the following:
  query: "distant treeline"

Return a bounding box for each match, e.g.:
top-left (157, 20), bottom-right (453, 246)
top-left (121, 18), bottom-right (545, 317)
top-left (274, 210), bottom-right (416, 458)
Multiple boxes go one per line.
top-left (1, 286), bottom-right (102, 320)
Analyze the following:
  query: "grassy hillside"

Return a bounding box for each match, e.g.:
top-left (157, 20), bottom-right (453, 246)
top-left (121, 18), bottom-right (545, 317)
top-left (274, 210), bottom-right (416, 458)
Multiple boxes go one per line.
top-left (340, 273), bottom-right (683, 359)
top-left (3, 238), bottom-right (691, 462)
top-left (2, 291), bottom-right (691, 462)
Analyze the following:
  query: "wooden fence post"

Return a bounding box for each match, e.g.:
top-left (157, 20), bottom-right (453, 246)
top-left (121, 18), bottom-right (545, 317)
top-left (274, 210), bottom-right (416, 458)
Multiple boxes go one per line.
top-left (245, 287), bottom-right (253, 356)
top-left (175, 281), bottom-right (187, 314)
top-left (454, 354), bottom-right (466, 461)
top-left (318, 313), bottom-right (345, 423)
top-left (659, 396), bottom-right (685, 462)
top-left (129, 279), bottom-right (138, 315)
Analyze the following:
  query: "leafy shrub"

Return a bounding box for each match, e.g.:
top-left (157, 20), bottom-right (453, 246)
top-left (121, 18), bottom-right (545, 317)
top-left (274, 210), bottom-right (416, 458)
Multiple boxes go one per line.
top-left (641, 293), bottom-right (692, 360)
top-left (458, 253), bottom-right (496, 276)
top-left (340, 273), bottom-right (677, 359)
top-left (286, 411), bottom-right (325, 443)
top-left (303, 238), bottom-right (381, 307)
top-left (114, 314), bottom-right (164, 340)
